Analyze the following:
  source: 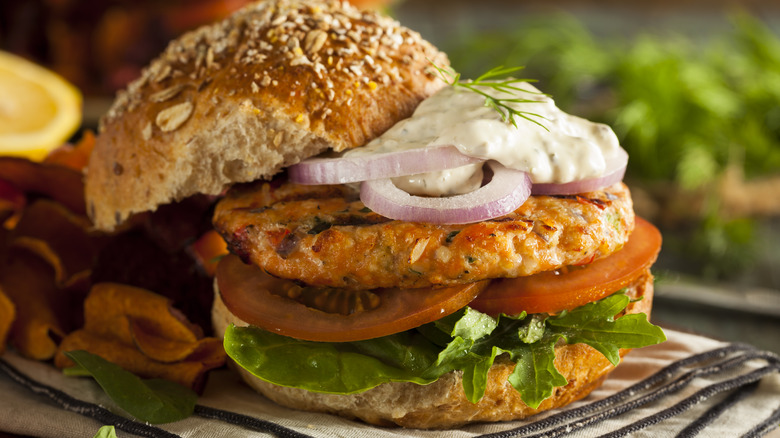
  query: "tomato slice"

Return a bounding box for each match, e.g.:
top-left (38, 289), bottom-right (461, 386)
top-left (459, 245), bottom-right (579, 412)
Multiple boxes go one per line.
top-left (216, 254), bottom-right (489, 342)
top-left (469, 217), bottom-right (662, 316)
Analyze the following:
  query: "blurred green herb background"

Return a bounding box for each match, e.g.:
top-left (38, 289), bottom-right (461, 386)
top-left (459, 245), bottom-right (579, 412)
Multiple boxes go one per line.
top-left (436, 11), bottom-right (780, 289)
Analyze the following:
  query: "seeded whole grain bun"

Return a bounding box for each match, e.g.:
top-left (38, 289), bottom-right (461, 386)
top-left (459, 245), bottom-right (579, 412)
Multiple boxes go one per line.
top-left (86, 0), bottom-right (448, 231)
top-left (211, 270), bottom-right (655, 429)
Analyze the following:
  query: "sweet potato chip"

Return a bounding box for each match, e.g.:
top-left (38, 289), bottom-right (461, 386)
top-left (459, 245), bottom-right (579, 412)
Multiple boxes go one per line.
top-left (0, 288), bottom-right (15, 355)
top-left (0, 151), bottom-right (225, 389)
top-left (129, 318), bottom-right (199, 363)
top-left (130, 322), bottom-right (225, 367)
top-left (10, 199), bottom-right (96, 288)
top-left (56, 330), bottom-right (213, 392)
top-left (55, 282), bottom-right (227, 391)
top-left (182, 337), bottom-right (226, 369)
top-left (84, 283), bottom-right (202, 344)
top-left (0, 157), bottom-right (85, 215)
top-left (1, 249), bottom-right (66, 360)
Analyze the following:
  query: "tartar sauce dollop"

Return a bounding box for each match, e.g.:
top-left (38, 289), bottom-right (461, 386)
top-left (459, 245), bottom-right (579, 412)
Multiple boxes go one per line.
top-left (344, 82), bottom-right (622, 196)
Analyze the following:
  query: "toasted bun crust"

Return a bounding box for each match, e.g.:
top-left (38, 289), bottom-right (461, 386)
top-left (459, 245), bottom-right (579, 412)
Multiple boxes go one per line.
top-left (86, 0), bottom-right (448, 231)
top-left (212, 269), bottom-right (654, 429)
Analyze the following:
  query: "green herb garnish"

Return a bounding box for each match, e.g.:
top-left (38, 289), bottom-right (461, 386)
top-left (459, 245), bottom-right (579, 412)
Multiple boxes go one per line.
top-left (308, 216), bottom-right (332, 235)
top-left (445, 230), bottom-right (460, 243)
top-left (432, 63), bottom-right (548, 130)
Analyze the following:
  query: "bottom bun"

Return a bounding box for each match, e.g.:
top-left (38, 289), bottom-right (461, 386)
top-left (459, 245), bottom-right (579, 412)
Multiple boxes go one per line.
top-left (212, 270), bottom-right (655, 429)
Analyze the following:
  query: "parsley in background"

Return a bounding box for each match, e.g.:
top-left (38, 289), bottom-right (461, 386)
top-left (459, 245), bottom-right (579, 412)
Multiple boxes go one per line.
top-left (446, 12), bottom-right (780, 287)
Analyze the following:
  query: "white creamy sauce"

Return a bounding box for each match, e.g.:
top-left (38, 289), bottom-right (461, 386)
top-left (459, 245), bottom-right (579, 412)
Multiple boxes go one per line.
top-left (392, 162), bottom-right (484, 196)
top-left (344, 82), bottom-right (622, 196)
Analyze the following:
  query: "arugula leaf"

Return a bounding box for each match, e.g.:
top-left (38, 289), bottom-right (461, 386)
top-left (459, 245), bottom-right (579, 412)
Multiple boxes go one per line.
top-left (436, 307), bottom-right (498, 341)
top-left (547, 294), bottom-right (667, 365)
top-left (92, 426), bottom-right (117, 438)
top-left (507, 338), bottom-right (568, 408)
top-left (64, 351), bottom-right (197, 424)
top-left (429, 335), bottom-right (500, 402)
top-left (518, 314), bottom-right (546, 344)
top-left (460, 346), bottom-right (500, 403)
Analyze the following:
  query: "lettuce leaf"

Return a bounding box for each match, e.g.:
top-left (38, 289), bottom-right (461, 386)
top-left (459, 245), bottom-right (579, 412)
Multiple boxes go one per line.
top-left (224, 292), bottom-right (665, 408)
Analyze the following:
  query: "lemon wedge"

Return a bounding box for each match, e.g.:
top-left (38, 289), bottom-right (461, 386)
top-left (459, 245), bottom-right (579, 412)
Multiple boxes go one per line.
top-left (0, 51), bottom-right (82, 161)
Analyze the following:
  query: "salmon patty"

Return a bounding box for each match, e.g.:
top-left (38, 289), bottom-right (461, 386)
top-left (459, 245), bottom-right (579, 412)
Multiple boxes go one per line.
top-left (213, 179), bottom-right (635, 290)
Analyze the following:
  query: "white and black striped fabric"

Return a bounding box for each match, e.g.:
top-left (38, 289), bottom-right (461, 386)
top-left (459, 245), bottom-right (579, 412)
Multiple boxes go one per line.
top-left (1, 329), bottom-right (778, 438)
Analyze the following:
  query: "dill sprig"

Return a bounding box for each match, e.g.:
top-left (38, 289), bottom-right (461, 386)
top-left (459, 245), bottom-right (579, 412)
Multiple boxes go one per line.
top-left (432, 63), bottom-right (548, 130)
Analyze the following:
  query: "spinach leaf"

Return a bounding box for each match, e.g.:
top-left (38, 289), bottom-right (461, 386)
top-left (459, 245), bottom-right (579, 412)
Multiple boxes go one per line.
top-left (224, 325), bottom-right (439, 394)
top-left (64, 351), bottom-right (197, 424)
top-left (92, 426), bottom-right (117, 438)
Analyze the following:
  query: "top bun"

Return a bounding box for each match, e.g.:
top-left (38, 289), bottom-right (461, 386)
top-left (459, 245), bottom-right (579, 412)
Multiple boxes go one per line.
top-left (86, 0), bottom-right (448, 231)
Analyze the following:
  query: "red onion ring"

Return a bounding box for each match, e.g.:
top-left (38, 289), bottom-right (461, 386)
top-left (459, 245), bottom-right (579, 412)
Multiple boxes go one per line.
top-left (288, 145), bottom-right (483, 184)
top-left (360, 161), bottom-right (531, 224)
top-left (531, 148), bottom-right (628, 195)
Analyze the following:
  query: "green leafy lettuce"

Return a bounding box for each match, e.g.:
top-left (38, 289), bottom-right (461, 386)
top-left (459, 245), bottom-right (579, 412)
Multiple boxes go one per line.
top-left (224, 293), bottom-right (665, 409)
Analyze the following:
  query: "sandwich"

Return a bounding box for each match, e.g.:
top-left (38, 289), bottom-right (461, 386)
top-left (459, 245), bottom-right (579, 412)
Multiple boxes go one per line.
top-left (84, 0), bottom-right (665, 429)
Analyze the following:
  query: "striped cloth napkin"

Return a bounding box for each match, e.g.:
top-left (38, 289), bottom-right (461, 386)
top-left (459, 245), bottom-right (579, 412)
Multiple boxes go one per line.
top-left (1, 328), bottom-right (778, 438)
